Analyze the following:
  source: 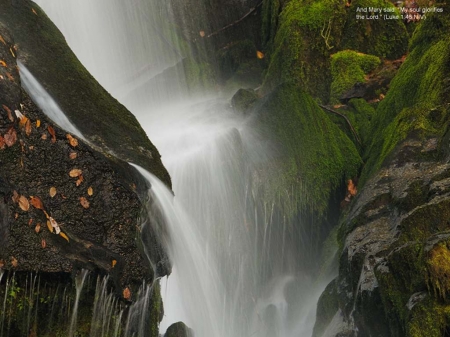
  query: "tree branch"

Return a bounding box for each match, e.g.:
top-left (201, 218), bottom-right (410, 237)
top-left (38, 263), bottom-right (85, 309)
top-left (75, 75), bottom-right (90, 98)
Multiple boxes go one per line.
top-left (319, 104), bottom-right (362, 146)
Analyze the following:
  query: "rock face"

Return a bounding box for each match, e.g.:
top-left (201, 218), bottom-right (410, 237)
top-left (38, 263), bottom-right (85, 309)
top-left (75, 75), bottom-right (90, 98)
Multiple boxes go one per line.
top-left (165, 322), bottom-right (194, 337)
top-left (0, 11), bottom-right (169, 337)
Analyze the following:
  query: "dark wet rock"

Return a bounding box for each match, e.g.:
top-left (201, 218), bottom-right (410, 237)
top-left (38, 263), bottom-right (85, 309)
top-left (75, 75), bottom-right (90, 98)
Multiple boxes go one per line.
top-left (0, 0), bottom-right (171, 187)
top-left (231, 88), bottom-right (258, 115)
top-left (0, 20), bottom-right (170, 291)
top-left (165, 321), bottom-right (194, 337)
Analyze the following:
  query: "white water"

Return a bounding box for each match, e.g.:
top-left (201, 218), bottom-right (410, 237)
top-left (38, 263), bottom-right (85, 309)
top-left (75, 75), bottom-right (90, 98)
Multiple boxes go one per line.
top-left (28, 2), bottom-right (337, 337)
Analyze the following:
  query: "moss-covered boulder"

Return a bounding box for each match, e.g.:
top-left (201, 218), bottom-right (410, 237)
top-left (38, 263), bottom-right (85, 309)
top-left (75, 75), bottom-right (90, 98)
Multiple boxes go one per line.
top-left (231, 88), bottom-right (258, 115)
top-left (0, 0), bottom-right (171, 187)
top-left (340, 0), bottom-right (408, 59)
top-left (330, 50), bottom-right (380, 104)
top-left (165, 322), bottom-right (194, 337)
top-left (252, 83), bottom-right (361, 219)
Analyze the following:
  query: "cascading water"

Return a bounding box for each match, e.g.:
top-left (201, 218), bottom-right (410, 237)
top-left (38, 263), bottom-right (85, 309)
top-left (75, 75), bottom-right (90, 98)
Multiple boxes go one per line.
top-left (28, 1), bottom-right (339, 336)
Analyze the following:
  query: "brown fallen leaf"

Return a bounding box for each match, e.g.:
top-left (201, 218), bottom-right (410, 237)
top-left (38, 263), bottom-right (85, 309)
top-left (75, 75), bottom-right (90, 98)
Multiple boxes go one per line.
top-left (32, 8), bottom-right (38, 15)
top-left (69, 169), bottom-right (82, 178)
top-left (25, 119), bottom-right (32, 136)
top-left (49, 187), bottom-right (57, 198)
top-left (35, 223), bottom-right (41, 233)
top-left (11, 257), bottom-right (18, 268)
top-left (256, 51), bottom-right (265, 59)
top-left (30, 196), bottom-right (44, 210)
top-left (36, 120), bottom-right (41, 128)
top-left (9, 48), bottom-right (15, 58)
top-left (59, 232), bottom-right (69, 242)
top-left (48, 125), bottom-right (56, 143)
top-left (5, 72), bottom-right (14, 81)
top-left (0, 60), bottom-right (6, 67)
top-left (87, 187), bottom-right (93, 196)
top-left (66, 134), bottom-right (78, 147)
top-left (28, 218), bottom-right (33, 226)
top-left (79, 197), bottom-right (89, 209)
top-left (123, 287), bottom-right (131, 300)
top-left (2, 104), bottom-right (13, 122)
top-left (41, 239), bottom-right (46, 248)
top-left (112, 260), bottom-right (117, 268)
top-left (0, 35), bottom-right (5, 45)
top-left (69, 152), bottom-right (77, 160)
top-left (46, 220), bottom-right (53, 233)
top-left (76, 175), bottom-right (84, 186)
top-left (41, 133), bottom-right (47, 140)
top-left (199, 30), bottom-right (205, 37)
top-left (12, 190), bottom-right (19, 203)
top-left (18, 195), bottom-right (30, 211)
top-left (4, 127), bottom-right (17, 147)
top-left (0, 136), bottom-right (5, 149)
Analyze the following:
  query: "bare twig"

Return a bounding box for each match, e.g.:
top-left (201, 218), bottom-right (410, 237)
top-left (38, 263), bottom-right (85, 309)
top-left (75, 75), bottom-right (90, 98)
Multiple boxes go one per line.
top-left (319, 104), bottom-right (362, 146)
top-left (206, 2), bottom-right (263, 38)
top-left (320, 19), bottom-right (334, 50)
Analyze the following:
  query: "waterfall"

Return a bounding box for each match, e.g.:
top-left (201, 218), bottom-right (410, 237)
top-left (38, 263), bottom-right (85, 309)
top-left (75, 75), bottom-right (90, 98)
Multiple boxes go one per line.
top-left (69, 269), bottom-right (89, 337)
top-left (26, 1), bottom-right (338, 336)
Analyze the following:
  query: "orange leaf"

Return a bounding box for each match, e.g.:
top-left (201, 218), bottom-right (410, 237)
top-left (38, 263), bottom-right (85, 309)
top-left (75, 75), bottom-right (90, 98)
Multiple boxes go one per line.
top-left (2, 105), bottom-right (13, 122)
top-left (69, 152), bottom-right (77, 160)
top-left (256, 51), bottom-right (265, 59)
top-left (46, 220), bottom-right (53, 233)
top-left (4, 127), bottom-right (17, 147)
top-left (18, 195), bottom-right (30, 211)
top-left (69, 169), bottom-right (82, 178)
top-left (5, 72), bottom-right (14, 81)
top-left (28, 218), bottom-right (33, 226)
top-left (41, 133), bottom-right (47, 140)
top-left (0, 60), bottom-right (6, 67)
top-left (48, 125), bottom-right (56, 143)
top-left (0, 35), bottom-right (5, 45)
top-left (30, 196), bottom-right (44, 210)
top-left (35, 223), bottom-right (41, 233)
top-left (112, 260), bottom-right (117, 268)
top-left (87, 187), bottom-right (93, 196)
top-left (49, 187), bottom-right (57, 198)
top-left (66, 134), bottom-right (78, 147)
top-left (76, 175), bottom-right (84, 186)
top-left (25, 119), bottom-right (32, 136)
top-left (347, 179), bottom-right (357, 197)
top-left (123, 287), bottom-right (131, 300)
top-left (79, 197), bottom-right (89, 209)
top-left (41, 239), bottom-right (46, 248)
top-left (0, 135), bottom-right (4, 149)
top-left (59, 232), bottom-right (69, 242)
top-left (36, 120), bottom-right (41, 128)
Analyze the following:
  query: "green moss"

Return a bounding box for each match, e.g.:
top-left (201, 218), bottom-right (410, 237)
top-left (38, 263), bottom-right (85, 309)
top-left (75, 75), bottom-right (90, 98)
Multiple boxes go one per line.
top-left (340, 0), bottom-right (408, 59)
top-left (255, 83), bottom-right (361, 218)
top-left (362, 8), bottom-right (450, 183)
top-left (150, 281), bottom-right (162, 337)
top-left (427, 241), bottom-right (450, 301)
top-left (263, 0), bottom-right (347, 102)
top-left (261, 0), bottom-right (282, 50)
top-left (407, 298), bottom-right (450, 337)
top-left (330, 50), bottom-right (380, 103)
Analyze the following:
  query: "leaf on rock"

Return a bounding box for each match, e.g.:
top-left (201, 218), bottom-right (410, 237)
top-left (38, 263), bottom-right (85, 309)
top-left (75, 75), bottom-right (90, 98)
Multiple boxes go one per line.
top-left (59, 232), bottom-right (69, 242)
top-left (76, 175), bottom-right (84, 186)
top-left (4, 127), bottom-right (17, 147)
top-left (25, 119), bottom-right (32, 136)
top-left (87, 187), bottom-right (93, 196)
top-left (9, 48), bottom-right (15, 58)
top-left (123, 287), bottom-right (131, 300)
top-left (0, 135), bottom-right (5, 149)
top-left (0, 60), bottom-right (6, 67)
top-left (112, 260), bottom-right (117, 268)
top-left (49, 217), bottom-right (61, 234)
top-left (41, 239), bottom-right (46, 248)
top-left (0, 35), bottom-right (5, 45)
top-left (18, 195), bottom-right (30, 211)
top-left (47, 125), bottom-right (56, 143)
top-left (46, 220), bottom-right (53, 233)
top-left (28, 218), bottom-right (33, 226)
top-left (69, 152), bottom-right (77, 160)
top-left (5, 72), bottom-right (14, 81)
top-left (36, 120), bottom-right (41, 128)
top-left (30, 196), bottom-right (44, 210)
top-left (0, 260), bottom-right (4, 268)
top-left (2, 104), bottom-right (13, 122)
top-left (49, 187), bottom-right (57, 198)
top-left (199, 30), bottom-right (205, 37)
top-left (12, 190), bottom-right (19, 203)
top-left (347, 179), bottom-right (357, 197)
top-left (69, 169), bottom-right (82, 178)
top-left (35, 223), bottom-right (41, 233)
top-left (66, 134), bottom-right (78, 147)
top-left (41, 133), bottom-right (47, 140)
top-left (11, 257), bottom-right (18, 268)
top-left (79, 197), bottom-right (89, 209)
top-left (32, 8), bottom-right (38, 15)
top-left (256, 51), bottom-right (265, 59)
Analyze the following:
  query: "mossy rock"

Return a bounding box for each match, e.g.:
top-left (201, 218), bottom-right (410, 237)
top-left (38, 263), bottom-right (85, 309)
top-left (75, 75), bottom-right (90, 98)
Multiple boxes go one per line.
top-left (340, 0), bottom-right (408, 59)
top-left (231, 88), bottom-right (258, 115)
top-left (252, 83), bottom-right (361, 218)
top-left (362, 6), bottom-right (450, 183)
top-left (165, 321), bottom-right (194, 337)
top-left (0, 0), bottom-right (171, 187)
top-left (312, 279), bottom-right (339, 337)
top-left (330, 50), bottom-right (380, 104)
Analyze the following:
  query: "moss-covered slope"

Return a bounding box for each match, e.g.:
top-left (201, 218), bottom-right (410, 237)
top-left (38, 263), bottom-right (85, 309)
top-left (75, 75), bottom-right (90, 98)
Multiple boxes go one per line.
top-left (0, 0), bottom-right (171, 187)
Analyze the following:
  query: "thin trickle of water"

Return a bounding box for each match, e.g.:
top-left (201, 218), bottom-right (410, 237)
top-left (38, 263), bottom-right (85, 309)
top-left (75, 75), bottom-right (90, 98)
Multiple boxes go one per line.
top-left (68, 269), bottom-right (89, 337)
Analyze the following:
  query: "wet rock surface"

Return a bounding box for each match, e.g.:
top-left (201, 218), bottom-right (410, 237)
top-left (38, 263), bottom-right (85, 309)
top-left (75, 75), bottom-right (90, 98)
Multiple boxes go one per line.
top-left (165, 322), bottom-right (194, 337)
top-left (0, 23), bottom-right (169, 290)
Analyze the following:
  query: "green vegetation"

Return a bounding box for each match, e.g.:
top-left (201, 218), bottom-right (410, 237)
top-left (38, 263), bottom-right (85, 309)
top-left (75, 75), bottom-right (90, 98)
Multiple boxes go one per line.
top-left (255, 83), bottom-right (361, 218)
top-left (330, 50), bottom-right (380, 103)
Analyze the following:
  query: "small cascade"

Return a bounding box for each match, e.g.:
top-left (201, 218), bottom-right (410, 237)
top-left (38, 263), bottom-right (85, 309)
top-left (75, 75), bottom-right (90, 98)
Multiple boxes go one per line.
top-left (68, 269), bottom-right (89, 337)
top-left (18, 62), bottom-right (86, 141)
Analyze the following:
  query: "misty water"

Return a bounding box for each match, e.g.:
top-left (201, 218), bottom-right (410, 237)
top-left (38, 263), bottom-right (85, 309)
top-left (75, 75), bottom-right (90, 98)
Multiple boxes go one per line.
top-left (29, 1), bottom-right (337, 336)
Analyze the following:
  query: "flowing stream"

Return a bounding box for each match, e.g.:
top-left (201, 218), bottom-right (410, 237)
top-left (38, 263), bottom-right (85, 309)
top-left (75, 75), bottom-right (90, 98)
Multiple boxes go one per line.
top-left (28, 1), bottom-right (337, 336)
